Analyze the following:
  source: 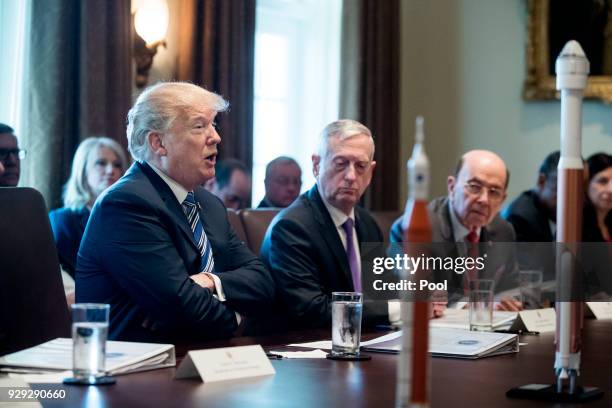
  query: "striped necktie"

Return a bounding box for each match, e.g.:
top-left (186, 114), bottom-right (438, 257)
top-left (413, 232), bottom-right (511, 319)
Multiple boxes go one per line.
top-left (182, 192), bottom-right (215, 273)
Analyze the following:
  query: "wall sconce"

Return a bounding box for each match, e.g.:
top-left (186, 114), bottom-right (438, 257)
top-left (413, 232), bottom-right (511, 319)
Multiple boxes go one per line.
top-left (133, 0), bottom-right (169, 88)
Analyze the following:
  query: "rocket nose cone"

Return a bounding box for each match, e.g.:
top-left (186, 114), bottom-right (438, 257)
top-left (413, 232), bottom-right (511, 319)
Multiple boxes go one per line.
top-left (555, 40), bottom-right (590, 78)
top-left (560, 40), bottom-right (586, 58)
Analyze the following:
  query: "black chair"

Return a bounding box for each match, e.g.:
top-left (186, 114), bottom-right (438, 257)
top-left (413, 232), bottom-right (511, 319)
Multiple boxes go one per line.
top-left (0, 187), bottom-right (70, 355)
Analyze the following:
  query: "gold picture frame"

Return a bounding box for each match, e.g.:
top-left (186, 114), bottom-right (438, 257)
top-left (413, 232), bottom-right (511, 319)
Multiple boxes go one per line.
top-left (523, 0), bottom-right (612, 102)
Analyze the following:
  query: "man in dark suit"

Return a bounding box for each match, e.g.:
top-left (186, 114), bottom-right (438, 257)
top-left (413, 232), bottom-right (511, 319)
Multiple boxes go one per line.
top-left (77, 82), bottom-right (274, 342)
top-left (504, 151), bottom-right (559, 243)
top-left (390, 150), bottom-right (520, 309)
top-left (257, 156), bottom-right (302, 208)
top-left (261, 120), bottom-right (390, 329)
top-left (503, 151), bottom-right (559, 281)
top-left (0, 123), bottom-right (23, 187)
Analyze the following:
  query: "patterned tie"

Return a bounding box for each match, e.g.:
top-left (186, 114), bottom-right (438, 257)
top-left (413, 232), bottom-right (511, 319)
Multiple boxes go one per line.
top-left (341, 218), bottom-right (361, 292)
top-left (182, 192), bottom-right (215, 273)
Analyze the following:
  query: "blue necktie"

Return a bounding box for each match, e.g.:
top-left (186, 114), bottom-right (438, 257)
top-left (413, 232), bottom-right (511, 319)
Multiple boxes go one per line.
top-left (182, 192), bottom-right (215, 273)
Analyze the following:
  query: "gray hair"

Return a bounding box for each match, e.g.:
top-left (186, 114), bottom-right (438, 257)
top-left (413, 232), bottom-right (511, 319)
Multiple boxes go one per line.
top-left (126, 82), bottom-right (229, 161)
top-left (63, 137), bottom-right (128, 209)
top-left (265, 156), bottom-right (300, 180)
top-left (317, 119), bottom-right (375, 160)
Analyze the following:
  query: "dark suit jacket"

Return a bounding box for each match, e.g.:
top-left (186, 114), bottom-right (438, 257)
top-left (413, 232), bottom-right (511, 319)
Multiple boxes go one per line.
top-left (260, 185), bottom-right (388, 329)
top-left (503, 190), bottom-right (557, 280)
top-left (390, 196), bottom-right (518, 300)
top-left (504, 190), bottom-right (554, 242)
top-left (76, 162), bottom-right (274, 342)
top-left (257, 198), bottom-right (274, 208)
top-left (49, 207), bottom-right (90, 278)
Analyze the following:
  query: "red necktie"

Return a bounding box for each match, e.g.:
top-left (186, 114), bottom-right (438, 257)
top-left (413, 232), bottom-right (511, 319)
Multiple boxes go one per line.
top-left (464, 229), bottom-right (479, 294)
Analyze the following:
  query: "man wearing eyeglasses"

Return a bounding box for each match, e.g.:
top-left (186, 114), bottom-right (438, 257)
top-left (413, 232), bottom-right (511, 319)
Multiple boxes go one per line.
top-left (261, 119), bottom-right (391, 329)
top-left (390, 150), bottom-right (520, 310)
top-left (0, 123), bottom-right (25, 187)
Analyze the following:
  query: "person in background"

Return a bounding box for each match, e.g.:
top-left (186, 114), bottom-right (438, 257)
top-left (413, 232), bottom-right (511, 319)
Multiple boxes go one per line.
top-left (258, 156), bottom-right (302, 208)
top-left (504, 151), bottom-right (560, 242)
top-left (205, 158), bottom-right (251, 210)
top-left (584, 152), bottom-right (612, 242)
top-left (0, 123), bottom-right (25, 187)
top-left (49, 137), bottom-right (128, 278)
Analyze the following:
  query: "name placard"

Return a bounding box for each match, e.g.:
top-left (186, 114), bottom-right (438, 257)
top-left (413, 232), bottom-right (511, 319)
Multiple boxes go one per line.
top-left (175, 345), bottom-right (275, 382)
top-left (510, 308), bottom-right (556, 333)
top-left (586, 302), bottom-right (612, 320)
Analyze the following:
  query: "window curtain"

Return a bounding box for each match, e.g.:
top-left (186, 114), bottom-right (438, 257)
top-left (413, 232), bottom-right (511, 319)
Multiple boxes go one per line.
top-left (176, 0), bottom-right (256, 172)
top-left (340, 0), bottom-right (400, 211)
top-left (21, 0), bottom-right (132, 210)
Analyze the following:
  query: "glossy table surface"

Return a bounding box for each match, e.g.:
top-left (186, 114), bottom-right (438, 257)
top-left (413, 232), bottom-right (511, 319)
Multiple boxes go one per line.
top-left (37, 319), bottom-right (612, 408)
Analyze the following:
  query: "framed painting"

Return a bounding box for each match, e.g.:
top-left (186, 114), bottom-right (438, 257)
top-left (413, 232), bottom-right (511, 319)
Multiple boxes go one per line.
top-left (524, 0), bottom-right (612, 102)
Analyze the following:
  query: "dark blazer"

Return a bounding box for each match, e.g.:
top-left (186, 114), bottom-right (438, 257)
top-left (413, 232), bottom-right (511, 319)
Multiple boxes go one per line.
top-left (49, 207), bottom-right (90, 278)
top-left (257, 198), bottom-right (274, 208)
top-left (504, 190), bottom-right (554, 242)
top-left (390, 197), bottom-right (518, 300)
top-left (76, 161), bottom-right (274, 343)
top-left (503, 190), bottom-right (556, 280)
top-left (260, 185), bottom-right (388, 329)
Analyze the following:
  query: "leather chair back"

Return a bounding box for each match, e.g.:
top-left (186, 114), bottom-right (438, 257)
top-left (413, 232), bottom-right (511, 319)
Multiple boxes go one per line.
top-left (0, 188), bottom-right (70, 355)
top-left (239, 209), bottom-right (280, 255)
top-left (226, 208), bottom-right (247, 244)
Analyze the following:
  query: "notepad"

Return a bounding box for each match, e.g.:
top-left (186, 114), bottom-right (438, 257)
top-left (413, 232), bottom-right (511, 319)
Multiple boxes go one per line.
top-left (360, 327), bottom-right (519, 359)
top-left (0, 338), bottom-right (175, 376)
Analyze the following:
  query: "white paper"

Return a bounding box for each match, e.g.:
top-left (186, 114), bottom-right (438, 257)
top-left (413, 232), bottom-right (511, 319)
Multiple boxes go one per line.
top-left (267, 349), bottom-right (328, 359)
top-left (430, 309), bottom-right (517, 330)
top-left (0, 338), bottom-right (175, 375)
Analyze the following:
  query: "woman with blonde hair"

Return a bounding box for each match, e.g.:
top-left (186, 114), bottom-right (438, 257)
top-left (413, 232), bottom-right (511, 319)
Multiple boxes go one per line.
top-left (49, 137), bottom-right (128, 277)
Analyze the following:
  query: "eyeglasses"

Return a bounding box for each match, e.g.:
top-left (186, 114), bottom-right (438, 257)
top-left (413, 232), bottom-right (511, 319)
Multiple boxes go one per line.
top-left (463, 181), bottom-right (505, 202)
top-left (0, 148), bottom-right (26, 162)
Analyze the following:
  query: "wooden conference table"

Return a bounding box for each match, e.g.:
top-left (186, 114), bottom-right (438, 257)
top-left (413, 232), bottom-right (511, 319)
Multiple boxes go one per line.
top-left (38, 319), bottom-right (612, 408)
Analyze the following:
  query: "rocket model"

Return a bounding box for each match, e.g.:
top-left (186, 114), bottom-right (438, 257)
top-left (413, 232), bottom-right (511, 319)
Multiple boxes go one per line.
top-left (396, 116), bottom-right (431, 408)
top-left (554, 40), bottom-right (588, 394)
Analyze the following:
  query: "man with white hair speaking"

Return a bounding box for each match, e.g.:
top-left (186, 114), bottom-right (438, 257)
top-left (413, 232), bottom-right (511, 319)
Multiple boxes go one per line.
top-left (261, 119), bottom-right (390, 329)
top-left (77, 82), bottom-right (274, 342)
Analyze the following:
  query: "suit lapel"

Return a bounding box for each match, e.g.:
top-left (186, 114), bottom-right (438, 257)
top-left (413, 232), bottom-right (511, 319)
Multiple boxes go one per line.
top-left (137, 162), bottom-right (200, 253)
top-left (308, 186), bottom-right (353, 287)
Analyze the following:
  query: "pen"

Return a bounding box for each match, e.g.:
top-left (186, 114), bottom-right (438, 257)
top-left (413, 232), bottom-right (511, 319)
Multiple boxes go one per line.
top-left (265, 352), bottom-right (285, 360)
top-left (494, 329), bottom-right (539, 336)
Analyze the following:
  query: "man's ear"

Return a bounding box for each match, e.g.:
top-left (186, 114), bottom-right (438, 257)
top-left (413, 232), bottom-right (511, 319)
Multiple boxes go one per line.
top-left (312, 154), bottom-right (320, 177)
top-left (447, 175), bottom-right (456, 196)
top-left (148, 132), bottom-right (167, 156)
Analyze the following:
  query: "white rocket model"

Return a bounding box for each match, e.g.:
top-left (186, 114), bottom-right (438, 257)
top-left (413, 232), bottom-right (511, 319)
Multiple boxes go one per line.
top-left (554, 40), bottom-right (588, 394)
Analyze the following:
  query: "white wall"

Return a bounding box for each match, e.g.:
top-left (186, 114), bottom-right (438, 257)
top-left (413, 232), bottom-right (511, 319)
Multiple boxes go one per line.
top-left (399, 0), bottom-right (612, 207)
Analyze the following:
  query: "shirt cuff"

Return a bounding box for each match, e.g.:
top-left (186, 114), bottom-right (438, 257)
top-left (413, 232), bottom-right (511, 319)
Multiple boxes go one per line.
top-left (388, 300), bottom-right (401, 324)
top-left (204, 272), bottom-right (226, 301)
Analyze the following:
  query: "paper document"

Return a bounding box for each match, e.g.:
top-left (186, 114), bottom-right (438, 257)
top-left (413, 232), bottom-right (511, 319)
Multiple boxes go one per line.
top-left (361, 327), bottom-right (519, 359)
top-left (430, 309), bottom-right (517, 330)
top-left (0, 338), bottom-right (175, 376)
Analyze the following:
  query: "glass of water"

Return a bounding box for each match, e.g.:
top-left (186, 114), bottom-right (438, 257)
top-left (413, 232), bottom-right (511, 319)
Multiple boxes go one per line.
top-left (70, 303), bottom-right (110, 383)
top-left (331, 292), bottom-right (363, 358)
top-left (519, 270), bottom-right (543, 309)
top-left (469, 279), bottom-right (495, 332)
